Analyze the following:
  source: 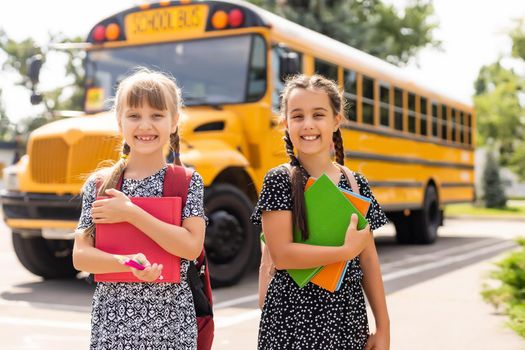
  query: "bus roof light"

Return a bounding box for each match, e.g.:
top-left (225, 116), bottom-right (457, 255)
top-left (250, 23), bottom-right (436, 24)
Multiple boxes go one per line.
top-left (211, 11), bottom-right (229, 29)
top-left (229, 9), bottom-right (244, 28)
top-left (105, 23), bottom-right (120, 41)
top-left (93, 25), bottom-right (106, 42)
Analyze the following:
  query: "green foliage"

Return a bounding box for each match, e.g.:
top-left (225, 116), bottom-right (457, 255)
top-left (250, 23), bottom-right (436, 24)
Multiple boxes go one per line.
top-left (0, 29), bottom-right (85, 135)
top-left (482, 151), bottom-right (507, 208)
top-left (248, 0), bottom-right (441, 66)
top-left (483, 238), bottom-right (525, 337)
top-left (473, 63), bottom-right (525, 167)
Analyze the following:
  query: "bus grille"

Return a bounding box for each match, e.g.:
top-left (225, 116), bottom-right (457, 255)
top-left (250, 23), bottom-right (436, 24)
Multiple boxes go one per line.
top-left (30, 135), bottom-right (121, 184)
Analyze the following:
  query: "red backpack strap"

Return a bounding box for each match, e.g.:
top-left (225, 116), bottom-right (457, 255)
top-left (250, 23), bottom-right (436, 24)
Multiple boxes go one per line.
top-left (163, 164), bottom-right (194, 205)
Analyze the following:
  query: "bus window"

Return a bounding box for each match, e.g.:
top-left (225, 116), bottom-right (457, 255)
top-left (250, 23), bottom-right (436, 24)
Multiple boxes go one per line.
top-left (451, 108), bottom-right (457, 143)
top-left (272, 45), bottom-right (302, 111)
top-left (408, 92), bottom-right (416, 134)
top-left (431, 101), bottom-right (439, 138)
top-left (247, 36), bottom-right (267, 102)
top-left (315, 59), bottom-right (338, 83)
top-left (420, 96), bottom-right (428, 136)
top-left (459, 111), bottom-right (465, 144)
top-left (344, 69), bottom-right (357, 122)
top-left (394, 87), bottom-right (403, 131)
top-left (441, 105), bottom-right (447, 141)
top-left (362, 75), bottom-right (374, 125)
top-left (466, 113), bottom-right (472, 145)
top-left (379, 82), bottom-right (390, 127)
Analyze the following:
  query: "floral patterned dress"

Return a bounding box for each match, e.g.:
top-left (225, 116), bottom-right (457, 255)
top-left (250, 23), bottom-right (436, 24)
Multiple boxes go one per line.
top-left (251, 165), bottom-right (389, 350)
top-left (77, 165), bottom-right (206, 350)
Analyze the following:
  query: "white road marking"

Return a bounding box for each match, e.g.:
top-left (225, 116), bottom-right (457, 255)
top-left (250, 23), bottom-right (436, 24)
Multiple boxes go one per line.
top-left (0, 316), bottom-right (89, 331)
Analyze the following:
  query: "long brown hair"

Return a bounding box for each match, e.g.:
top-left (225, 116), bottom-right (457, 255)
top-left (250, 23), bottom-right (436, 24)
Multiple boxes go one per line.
top-left (79, 68), bottom-right (183, 238)
top-left (280, 74), bottom-right (347, 240)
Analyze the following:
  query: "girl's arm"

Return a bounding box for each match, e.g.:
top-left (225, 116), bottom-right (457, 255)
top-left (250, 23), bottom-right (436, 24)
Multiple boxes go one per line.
top-left (72, 232), bottom-right (129, 273)
top-left (262, 210), bottom-right (371, 270)
top-left (126, 207), bottom-right (205, 260)
top-left (360, 237), bottom-right (390, 347)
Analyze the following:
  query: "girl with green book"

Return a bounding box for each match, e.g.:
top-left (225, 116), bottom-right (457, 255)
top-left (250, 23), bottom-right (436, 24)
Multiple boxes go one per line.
top-left (251, 74), bottom-right (390, 349)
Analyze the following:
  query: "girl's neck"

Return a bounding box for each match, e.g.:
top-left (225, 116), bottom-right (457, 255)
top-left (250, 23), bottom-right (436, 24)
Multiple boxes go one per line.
top-left (124, 152), bottom-right (167, 180)
top-left (297, 152), bottom-right (335, 178)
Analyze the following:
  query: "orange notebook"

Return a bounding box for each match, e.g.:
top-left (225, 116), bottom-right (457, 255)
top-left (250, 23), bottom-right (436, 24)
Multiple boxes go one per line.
top-left (305, 177), bottom-right (371, 292)
top-left (95, 197), bottom-right (182, 283)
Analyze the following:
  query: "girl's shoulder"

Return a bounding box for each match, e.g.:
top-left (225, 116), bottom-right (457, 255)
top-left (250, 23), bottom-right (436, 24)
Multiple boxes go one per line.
top-left (262, 164), bottom-right (292, 187)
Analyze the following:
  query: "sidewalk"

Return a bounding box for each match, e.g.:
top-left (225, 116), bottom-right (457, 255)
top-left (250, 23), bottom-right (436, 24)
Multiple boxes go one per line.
top-left (383, 254), bottom-right (525, 350)
top-left (213, 254), bottom-right (525, 349)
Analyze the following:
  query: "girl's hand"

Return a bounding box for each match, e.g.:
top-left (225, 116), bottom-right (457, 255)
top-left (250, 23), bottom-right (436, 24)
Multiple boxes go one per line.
top-left (364, 330), bottom-right (390, 350)
top-left (91, 189), bottom-right (135, 224)
top-left (125, 253), bottom-right (164, 282)
top-left (343, 214), bottom-right (372, 259)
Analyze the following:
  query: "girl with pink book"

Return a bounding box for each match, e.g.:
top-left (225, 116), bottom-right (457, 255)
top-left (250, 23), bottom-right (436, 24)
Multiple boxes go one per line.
top-left (73, 69), bottom-right (207, 349)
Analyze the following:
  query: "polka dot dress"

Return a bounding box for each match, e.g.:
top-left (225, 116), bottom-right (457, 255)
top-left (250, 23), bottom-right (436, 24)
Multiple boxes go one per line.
top-left (251, 165), bottom-right (388, 350)
top-left (77, 166), bottom-right (207, 350)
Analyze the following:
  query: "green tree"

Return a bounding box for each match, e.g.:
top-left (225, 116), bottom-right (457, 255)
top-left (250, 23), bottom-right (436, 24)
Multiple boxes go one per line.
top-left (473, 62), bottom-right (524, 167)
top-left (482, 150), bottom-right (507, 208)
top-left (249, 0), bottom-right (440, 65)
top-left (0, 29), bottom-right (85, 133)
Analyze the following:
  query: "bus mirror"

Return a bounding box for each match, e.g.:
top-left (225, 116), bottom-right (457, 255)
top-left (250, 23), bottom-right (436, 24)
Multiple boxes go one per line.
top-left (279, 52), bottom-right (300, 81)
top-left (27, 54), bottom-right (43, 85)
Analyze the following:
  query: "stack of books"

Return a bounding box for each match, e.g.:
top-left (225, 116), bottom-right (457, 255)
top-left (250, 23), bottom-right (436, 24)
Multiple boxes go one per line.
top-left (287, 174), bottom-right (371, 291)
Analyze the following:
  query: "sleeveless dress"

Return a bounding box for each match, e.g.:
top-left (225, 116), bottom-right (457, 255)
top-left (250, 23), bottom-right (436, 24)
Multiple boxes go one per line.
top-left (251, 165), bottom-right (388, 350)
top-left (76, 166), bottom-right (207, 350)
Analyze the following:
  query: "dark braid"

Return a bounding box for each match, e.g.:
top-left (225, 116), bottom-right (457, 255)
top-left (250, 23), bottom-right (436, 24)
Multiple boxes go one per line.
top-left (332, 129), bottom-right (345, 166)
top-left (283, 131), bottom-right (309, 240)
top-left (170, 130), bottom-right (182, 166)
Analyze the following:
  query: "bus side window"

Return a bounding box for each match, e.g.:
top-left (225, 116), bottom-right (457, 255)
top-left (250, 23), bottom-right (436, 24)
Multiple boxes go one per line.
top-left (394, 87), bottom-right (403, 131)
top-left (431, 102), bottom-right (439, 138)
top-left (272, 45), bottom-right (302, 111)
top-left (451, 108), bottom-right (457, 143)
top-left (459, 111), bottom-right (465, 144)
top-left (408, 92), bottom-right (416, 134)
top-left (379, 82), bottom-right (390, 127)
top-left (420, 96), bottom-right (428, 136)
top-left (315, 59), bottom-right (338, 82)
top-left (344, 69), bottom-right (358, 122)
top-left (466, 113), bottom-right (472, 145)
top-left (361, 75), bottom-right (375, 125)
top-left (440, 105), bottom-right (447, 141)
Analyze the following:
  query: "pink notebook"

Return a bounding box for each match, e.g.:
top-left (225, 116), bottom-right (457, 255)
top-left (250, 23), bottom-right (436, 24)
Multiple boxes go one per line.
top-left (95, 197), bottom-right (182, 283)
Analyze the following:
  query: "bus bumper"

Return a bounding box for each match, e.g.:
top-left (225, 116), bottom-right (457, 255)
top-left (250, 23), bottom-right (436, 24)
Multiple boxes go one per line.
top-left (0, 190), bottom-right (80, 239)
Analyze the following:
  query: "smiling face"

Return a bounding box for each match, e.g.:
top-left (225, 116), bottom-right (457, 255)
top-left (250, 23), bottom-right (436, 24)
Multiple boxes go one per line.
top-left (284, 88), bottom-right (342, 157)
top-left (118, 100), bottom-right (177, 158)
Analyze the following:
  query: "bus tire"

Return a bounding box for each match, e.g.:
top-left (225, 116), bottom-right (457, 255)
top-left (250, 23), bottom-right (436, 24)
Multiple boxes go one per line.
top-left (391, 212), bottom-right (415, 244)
top-left (411, 185), bottom-right (439, 244)
top-left (12, 233), bottom-right (78, 279)
top-left (204, 184), bottom-right (259, 287)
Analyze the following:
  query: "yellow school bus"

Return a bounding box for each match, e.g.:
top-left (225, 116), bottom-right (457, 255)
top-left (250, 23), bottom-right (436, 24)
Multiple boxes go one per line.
top-left (1, 0), bottom-right (474, 286)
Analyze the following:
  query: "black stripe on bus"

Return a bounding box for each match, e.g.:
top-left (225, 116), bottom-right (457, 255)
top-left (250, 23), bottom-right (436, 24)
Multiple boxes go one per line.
top-left (369, 181), bottom-right (423, 188)
top-left (345, 151), bottom-right (474, 170)
top-left (382, 203), bottom-right (422, 211)
top-left (441, 182), bottom-right (475, 188)
top-left (342, 123), bottom-right (474, 151)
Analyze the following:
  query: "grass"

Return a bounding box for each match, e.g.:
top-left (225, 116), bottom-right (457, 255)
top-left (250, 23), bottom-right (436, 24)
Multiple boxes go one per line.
top-left (445, 200), bottom-right (525, 217)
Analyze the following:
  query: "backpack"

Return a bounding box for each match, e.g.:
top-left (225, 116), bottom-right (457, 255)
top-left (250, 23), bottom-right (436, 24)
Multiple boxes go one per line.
top-left (258, 164), bottom-right (359, 309)
top-left (95, 164), bottom-right (214, 350)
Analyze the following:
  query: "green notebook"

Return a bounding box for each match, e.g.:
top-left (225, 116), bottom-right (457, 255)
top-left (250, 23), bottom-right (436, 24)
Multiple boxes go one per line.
top-left (287, 173), bottom-right (368, 287)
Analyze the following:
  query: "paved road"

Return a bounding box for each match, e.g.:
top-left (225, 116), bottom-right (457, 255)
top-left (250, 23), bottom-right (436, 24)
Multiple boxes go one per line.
top-left (0, 217), bottom-right (523, 349)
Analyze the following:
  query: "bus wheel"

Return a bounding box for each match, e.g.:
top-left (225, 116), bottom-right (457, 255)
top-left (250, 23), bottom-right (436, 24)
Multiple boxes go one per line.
top-left (204, 184), bottom-right (259, 287)
top-left (391, 212), bottom-right (414, 244)
top-left (412, 185), bottom-right (440, 244)
top-left (12, 233), bottom-right (78, 279)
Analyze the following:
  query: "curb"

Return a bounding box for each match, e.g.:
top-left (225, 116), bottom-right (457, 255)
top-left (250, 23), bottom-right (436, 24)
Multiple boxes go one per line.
top-left (445, 215), bottom-right (525, 222)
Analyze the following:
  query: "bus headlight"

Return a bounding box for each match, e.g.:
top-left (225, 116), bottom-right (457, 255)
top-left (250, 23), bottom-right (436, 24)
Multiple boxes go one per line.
top-left (3, 166), bottom-right (19, 191)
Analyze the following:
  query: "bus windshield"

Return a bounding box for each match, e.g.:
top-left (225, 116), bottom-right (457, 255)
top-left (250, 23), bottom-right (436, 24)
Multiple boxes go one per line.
top-left (85, 34), bottom-right (266, 111)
